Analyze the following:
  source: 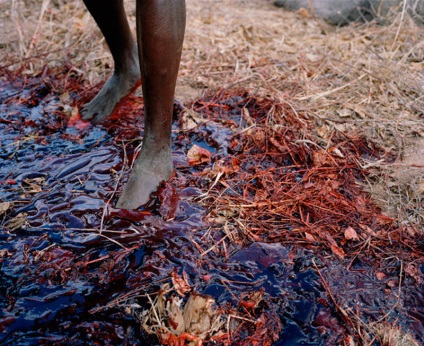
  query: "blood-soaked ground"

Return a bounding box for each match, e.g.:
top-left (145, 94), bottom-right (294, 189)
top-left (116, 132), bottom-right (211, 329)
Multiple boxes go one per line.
top-left (0, 70), bottom-right (423, 345)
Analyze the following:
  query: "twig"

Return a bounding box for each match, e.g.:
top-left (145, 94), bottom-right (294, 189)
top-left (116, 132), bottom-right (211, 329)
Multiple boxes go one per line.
top-left (296, 74), bottom-right (366, 101)
top-left (26, 0), bottom-right (51, 58)
top-left (228, 314), bottom-right (255, 324)
top-left (200, 235), bottom-right (228, 257)
top-left (96, 233), bottom-right (129, 250)
top-left (147, 293), bottom-right (163, 328)
top-left (390, 0), bottom-right (408, 52)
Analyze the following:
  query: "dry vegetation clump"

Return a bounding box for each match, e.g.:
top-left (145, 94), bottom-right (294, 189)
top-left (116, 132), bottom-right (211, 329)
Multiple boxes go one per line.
top-left (189, 87), bottom-right (422, 267)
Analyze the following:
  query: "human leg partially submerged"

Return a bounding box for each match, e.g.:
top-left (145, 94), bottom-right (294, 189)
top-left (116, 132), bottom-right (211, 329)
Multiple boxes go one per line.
top-left (81, 0), bottom-right (141, 123)
top-left (116, 0), bottom-right (186, 209)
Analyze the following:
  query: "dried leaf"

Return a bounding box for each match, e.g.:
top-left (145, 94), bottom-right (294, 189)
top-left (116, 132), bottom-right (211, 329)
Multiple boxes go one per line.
top-left (156, 286), bottom-right (168, 318)
top-left (166, 297), bottom-right (185, 334)
top-left (330, 244), bottom-right (345, 259)
top-left (316, 125), bottom-right (331, 141)
top-left (171, 271), bottom-right (191, 296)
top-left (181, 109), bottom-right (204, 131)
top-left (344, 227), bottom-right (360, 241)
top-left (183, 293), bottom-right (224, 338)
top-left (60, 92), bottom-right (71, 103)
top-left (305, 232), bottom-right (316, 241)
top-left (211, 158), bottom-right (240, 176)
top-left (359, 224), bottom-right (377, 237)
top-left (23, 177), bottom-right (45, 193)
top-left (187, 145), bottom-right (212, 166)
top-left (353, 105), bottom-right (369, 119)
top-left (239, 289), bottom-right (264, 310)
top-left (0, 202), bottom-right (11, 217)
top-left (6, 213), bottom-right (27, 231)
top-left (336, 109), bottom-right (354, 118)
top-left (324, 232), bottom-right (337, 247)
top-left (346, 103), bottom-right (370, 119)
top-left (330, 147), bottom-right (345, 158)
top-left (143, 288), bottom-right (224, 346)
top-left (202, 275), bottom-right (212, 281)
top-left (0, 250), bottom-right (11, 258)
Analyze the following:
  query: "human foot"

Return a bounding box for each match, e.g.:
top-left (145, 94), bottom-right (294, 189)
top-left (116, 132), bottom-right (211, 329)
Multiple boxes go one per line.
top-left (116, 145), bottom-right (173, 209)
top-left (81, 61), bottom-right (141, 123)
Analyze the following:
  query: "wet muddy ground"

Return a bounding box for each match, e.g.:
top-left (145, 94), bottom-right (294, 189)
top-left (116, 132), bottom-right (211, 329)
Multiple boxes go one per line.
top-left (0, 71), bottom-right (423, 345)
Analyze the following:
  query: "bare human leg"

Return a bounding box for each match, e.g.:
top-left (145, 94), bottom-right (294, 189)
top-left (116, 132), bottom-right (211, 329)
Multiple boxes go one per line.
top-left (116, 0), bottom-right (186, 209)
top-left (81, 0), bottom-right (141, 123)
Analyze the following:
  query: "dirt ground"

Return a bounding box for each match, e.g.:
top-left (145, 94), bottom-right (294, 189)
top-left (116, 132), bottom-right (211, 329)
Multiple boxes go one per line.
top-left (1, 0), bottom-right (424, 345)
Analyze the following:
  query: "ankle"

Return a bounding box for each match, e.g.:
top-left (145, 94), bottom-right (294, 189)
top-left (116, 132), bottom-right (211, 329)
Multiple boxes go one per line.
top-left (115, 48), bottom-right (139, 76)
top-left (141, 140), bottom-right (171, 154)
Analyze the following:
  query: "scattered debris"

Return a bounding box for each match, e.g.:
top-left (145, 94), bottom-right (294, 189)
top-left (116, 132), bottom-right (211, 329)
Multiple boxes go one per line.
top-left (139, 284), bottom-right (226, 346)
top-left (187, 144), bottom-right (213, 166)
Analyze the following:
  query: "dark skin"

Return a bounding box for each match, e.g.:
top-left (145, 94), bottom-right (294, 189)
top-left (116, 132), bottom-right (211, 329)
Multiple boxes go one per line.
top-left (81, 0), bottom-right (186, 209)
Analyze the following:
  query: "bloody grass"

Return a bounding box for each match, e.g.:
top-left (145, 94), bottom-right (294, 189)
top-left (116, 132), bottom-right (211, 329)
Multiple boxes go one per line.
top-left (0, 67), bottom-right (423, 345)
top-left (191, 89), bottom-right (420, 261)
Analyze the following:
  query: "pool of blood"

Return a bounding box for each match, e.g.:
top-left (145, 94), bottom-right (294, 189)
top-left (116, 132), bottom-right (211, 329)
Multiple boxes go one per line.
top-left (0, 77), bottom-right (422, 345)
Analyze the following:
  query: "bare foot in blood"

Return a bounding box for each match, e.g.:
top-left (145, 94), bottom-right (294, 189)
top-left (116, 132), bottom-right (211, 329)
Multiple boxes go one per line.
top-left (116, 144), bottom-right (173, 209)
top-left (80, 55), bottom-right (141, 123)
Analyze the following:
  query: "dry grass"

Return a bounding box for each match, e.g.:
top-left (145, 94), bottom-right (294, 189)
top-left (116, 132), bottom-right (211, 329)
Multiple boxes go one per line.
top-left (1, 0), bottom-right (423, 344)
